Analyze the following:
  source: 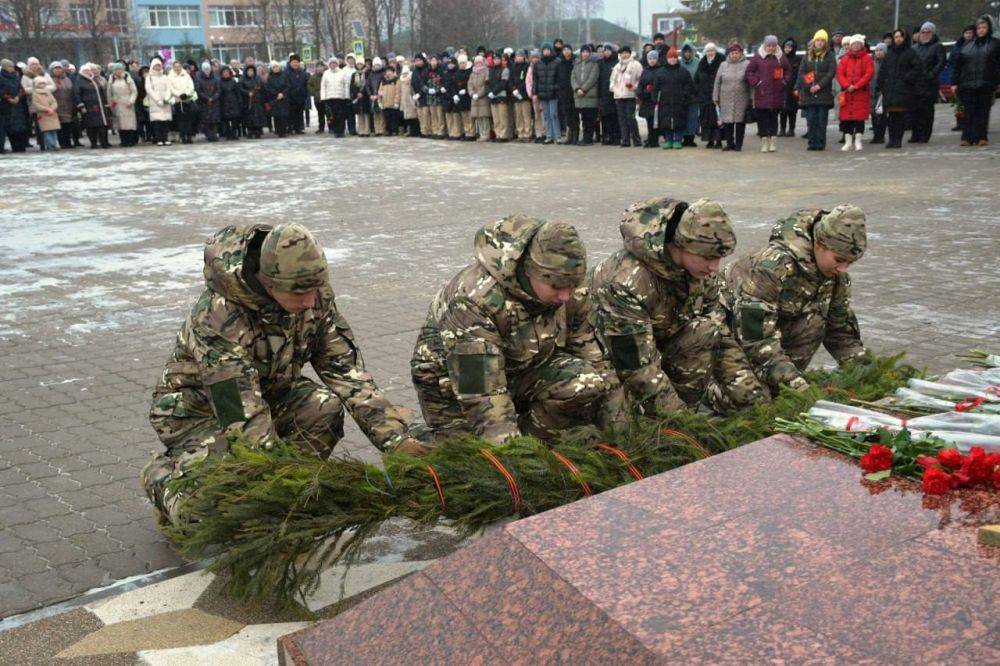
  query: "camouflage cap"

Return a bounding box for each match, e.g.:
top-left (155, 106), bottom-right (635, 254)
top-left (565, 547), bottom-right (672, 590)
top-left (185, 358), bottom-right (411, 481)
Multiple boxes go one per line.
top-left (673, 198), bottom-right (737, 258)
top-left (814, 204), bottom-right (867, 261)
top-left (258, 223), bottom-right (329, 293)
top-left (523, 221), bottom-right (587, 288)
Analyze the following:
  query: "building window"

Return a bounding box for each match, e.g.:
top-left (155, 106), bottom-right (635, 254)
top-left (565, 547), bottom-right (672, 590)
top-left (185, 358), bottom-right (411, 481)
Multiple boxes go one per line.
top-left (69, 4), bottom-right (92, 24)
top-left (209, 5), bottom-right (259, 27)
top-left (107, 0), bottom-right (128, 27)
top-left (145, 5), bottom-right (200, 28)
top-left (210, 44), bottom-right (258, 62)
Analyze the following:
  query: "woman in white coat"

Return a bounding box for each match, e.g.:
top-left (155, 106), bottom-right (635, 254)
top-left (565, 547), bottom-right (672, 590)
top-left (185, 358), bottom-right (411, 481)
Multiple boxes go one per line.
top-left (167, 60), bottom-right (198, 143)
top-left (320, 57), bottom-right (351, 137)
top-left (107, 62), bottom-right (138, 146)
top-left (145, 57), bottom-right (173, 145)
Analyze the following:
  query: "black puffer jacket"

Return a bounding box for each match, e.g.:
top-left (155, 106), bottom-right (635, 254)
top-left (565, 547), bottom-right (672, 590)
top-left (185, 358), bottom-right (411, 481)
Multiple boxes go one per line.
top-left (511, 60), bottom-right (530, 100)
top-left (442, 65), bottom-right (462, 112)
top-left (487, 62), bottom-right (511, 102)
top-left (953, 19), bottom-right (1000, 90)
top-left (219, 68), bottom-right (243, 119)
top-left (556, 53), bottom-right (575, 106)
top-left (877, 43), bottom-right (920, 108)
top-left (363, 68), bottom-right (385, 110)
top-left (912, 35), bottom-right (947, 98)
top-left (652, 61), bottom-right (694, 130)
top-left (694, 53), bottom-right (722, 106)
top-left (532, 55), bottom-right (560, 100)
top-left (410, 62), bottom-right (429, 107)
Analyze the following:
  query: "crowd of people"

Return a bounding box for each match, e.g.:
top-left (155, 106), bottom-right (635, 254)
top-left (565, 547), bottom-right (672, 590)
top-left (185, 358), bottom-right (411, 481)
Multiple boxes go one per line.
top-left (2, 14), bottom-right (997, 155)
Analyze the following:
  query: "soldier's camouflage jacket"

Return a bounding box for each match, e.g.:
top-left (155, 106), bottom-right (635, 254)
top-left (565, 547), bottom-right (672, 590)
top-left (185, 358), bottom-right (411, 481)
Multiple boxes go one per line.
top-left (411, 215), bottom-right (607, 442)
top-left (149, 224), bottom-right (410, 451)
top-left (590, 200), bottom-right (758, 412)
top-left (724, 210), bottom-right (867, 391)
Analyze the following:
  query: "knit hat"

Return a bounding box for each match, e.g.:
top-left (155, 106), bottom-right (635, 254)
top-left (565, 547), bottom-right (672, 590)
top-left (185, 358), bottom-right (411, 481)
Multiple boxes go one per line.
top-left (849, 34), bottom-right (865, 46)
top-left (920, 21), bottom-right (936, 33)
top-left (26, 56), bottom-right (40, 67)
top-left (812, 29), bottom-right (829, 43)
top-left (109, 62), bottom-right (124, 71)
top-left (49, 61), bottom-right (63, 71)
top-left (727, 42), bottom-right (744, 54)
top-left (703, 42), bottom-right (717, 53)
top-left (580, 43), bottom-right (592, 54)
top-left (372, 57), bottom-right (383, 68)
top-left (259, 223), bottom-right (329, 293)
top-left (523, 222), bottom-right (587, 289)
top-left (269, 60), bottom-right (280, 69)
top-left (541, 41), bottom-right (553, 52)
top-left (763, 35), bottom-right (779, 47)
top-left (620, 45), bottom-right (632, 54)
top-left (814, 205), bottom-right (867, 261)
top-left (646, 49), bottom-right (659, 62)
top-left (873, 43), bottom-right (888, 54)
top-left (1, 59), bottom-right (13, 69)
top-left (503, 47), bottom-right (514, 56)
top-left (673, 199), bottom-right (737, 259)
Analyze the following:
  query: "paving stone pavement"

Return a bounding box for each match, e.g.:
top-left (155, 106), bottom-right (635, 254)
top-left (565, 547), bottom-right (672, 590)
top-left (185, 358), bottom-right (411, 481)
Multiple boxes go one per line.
top-left (0, 106), bottom-right (998, 619)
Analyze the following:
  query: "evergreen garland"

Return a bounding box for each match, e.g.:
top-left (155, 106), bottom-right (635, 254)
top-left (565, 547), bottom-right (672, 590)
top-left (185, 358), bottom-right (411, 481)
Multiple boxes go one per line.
top-left (164, 354), bottom-right (920, 607)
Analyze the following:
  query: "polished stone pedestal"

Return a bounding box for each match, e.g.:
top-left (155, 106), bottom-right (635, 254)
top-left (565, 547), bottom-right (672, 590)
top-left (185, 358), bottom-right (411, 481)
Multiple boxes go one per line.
top-left (278, 435), bottom-right (999, 664)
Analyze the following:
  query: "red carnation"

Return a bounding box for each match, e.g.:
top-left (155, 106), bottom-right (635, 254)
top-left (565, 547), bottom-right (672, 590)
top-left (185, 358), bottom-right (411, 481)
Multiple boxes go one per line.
top-left (961, 447), bottom-right (995, 484)
top-left (916, 456), bottom-right (938, 469)
top-left (859, 444), bottom-right (893, 473)
top-left (937, 449), bottom-right (962, 469)
top-left (922, 467), bottom-right (952, 495)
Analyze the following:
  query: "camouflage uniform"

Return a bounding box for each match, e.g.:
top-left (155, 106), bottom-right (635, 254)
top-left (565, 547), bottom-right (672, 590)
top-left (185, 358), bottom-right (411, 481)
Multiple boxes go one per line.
top-left (142, 223), bottom-right (412, 524)
top-left (590, 197), bottom-right (767, 415)
top-left (724, 205), bottom-right (868, 393)
top-left (410, 216), bottom-right (622, 443)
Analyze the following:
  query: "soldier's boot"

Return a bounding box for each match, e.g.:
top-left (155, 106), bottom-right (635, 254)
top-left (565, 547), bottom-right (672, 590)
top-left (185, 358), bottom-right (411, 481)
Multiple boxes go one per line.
top-left (140, 443), bottom-right (213, 527)
top-left (411, 356), bottom-right (469, 442)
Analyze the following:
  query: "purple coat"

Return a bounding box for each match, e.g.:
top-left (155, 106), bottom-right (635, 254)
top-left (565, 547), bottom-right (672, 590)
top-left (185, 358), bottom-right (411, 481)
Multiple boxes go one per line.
top-left (746, 52), bottom-right (792, 110)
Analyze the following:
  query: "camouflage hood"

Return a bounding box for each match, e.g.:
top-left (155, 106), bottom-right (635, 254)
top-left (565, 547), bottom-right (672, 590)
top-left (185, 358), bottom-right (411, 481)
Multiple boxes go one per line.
top-left (203, 224), bottom-right (274, 312)
top-left (619, 197), bottom-right (689, 280)
top-left (473, 214), bottom-right (547, 302)
top-left (767, 210), bottom-right (826, 274)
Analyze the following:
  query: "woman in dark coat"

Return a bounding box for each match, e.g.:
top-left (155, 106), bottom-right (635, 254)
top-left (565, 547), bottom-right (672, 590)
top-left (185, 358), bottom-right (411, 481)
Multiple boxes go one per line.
top-left (652, 46), bottom-right (694, 149)
top-left (73, 64), bottom-right (111, 148)
top-left (694, 43), bottom-right (723, 147)
top-left (746, 35), bottom-right (792, 151)
top-left (1, 59), bottom-right (30, 153)
top-left (598, 46), bottom-right (619, 144)
top-left (218, 66), bottom-right (243, 140)
top-left (240, 64), bottom-right (265, 138)
top-left (265, 61), bottom-right (291, 138)
top-left (637, 50), bottom-right (661, 147)
top-left (952, 16), bottom-right (1000, 146)
top-left (779, 38), bottom-right (801, 136)
top-left (796, 29), bottom-right (837, 150)
top-left (194, 64), bottom-right (220, 141)
top-left (877, 28), bottom-right (920, 148)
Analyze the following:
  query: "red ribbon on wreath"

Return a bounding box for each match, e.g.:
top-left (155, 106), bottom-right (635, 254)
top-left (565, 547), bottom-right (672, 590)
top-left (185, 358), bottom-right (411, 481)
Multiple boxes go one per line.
top-left (955, 397), bottom-right (984, 412)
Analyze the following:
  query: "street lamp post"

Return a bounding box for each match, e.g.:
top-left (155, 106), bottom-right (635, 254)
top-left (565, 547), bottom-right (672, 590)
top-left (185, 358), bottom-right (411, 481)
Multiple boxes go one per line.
top-left (894, 0), bottom-right (899, 29)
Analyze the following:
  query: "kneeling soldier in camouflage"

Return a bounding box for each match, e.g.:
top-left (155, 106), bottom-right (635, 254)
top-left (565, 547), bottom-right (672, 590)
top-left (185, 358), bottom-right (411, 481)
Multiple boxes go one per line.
top-left (142, 223), bottom-right (426, 525)
top-left (724, 205), bottom-right (868, 394)
top-left (590, 197), bottom-right (768, 415)
top-left (411, 215), bottom-right (622, 443)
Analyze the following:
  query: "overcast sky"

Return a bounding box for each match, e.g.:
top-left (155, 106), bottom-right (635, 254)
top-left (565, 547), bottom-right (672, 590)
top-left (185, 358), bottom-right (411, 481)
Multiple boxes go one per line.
top-left (598, 0), bottom-right (683, 37)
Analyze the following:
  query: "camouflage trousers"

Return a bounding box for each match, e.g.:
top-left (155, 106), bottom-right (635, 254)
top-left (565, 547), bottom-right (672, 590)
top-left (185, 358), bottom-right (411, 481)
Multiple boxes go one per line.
top-left (777, 312), bottom-right (830, 373)
top-left (412, 351), bottom-right (623, 442)
top-left (659, 316), bottom-right (768, 415)
top-left (141, 377), bottom-right (344, 525)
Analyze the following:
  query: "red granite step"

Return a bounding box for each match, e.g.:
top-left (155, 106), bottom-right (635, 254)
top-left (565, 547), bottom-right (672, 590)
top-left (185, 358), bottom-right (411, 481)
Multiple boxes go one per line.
top-left (278, 435), bottom-right (1000, 665)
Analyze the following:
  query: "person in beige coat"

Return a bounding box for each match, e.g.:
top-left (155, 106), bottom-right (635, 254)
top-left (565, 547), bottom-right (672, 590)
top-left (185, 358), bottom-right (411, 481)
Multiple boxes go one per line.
top-left (30, 84), bottom-right (60, 149)
top-left (107, 63), bottom-right (138, 146)
top-left (144, 57), bottom-right (173, 145)
top-left (399, 65), bottom-right (420, 136)
top-left (468, 55), bottom-right (491, 140)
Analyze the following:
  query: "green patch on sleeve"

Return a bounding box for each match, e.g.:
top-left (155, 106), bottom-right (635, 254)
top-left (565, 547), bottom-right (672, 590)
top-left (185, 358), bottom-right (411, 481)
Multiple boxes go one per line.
top-left (456, 354), bottom-right (491, 394)
top-left (607, 335), bottom-right (641, 372)
top-left (739, 304), bottom-right (767, 342)
top-left (209, 378), bottom-right (246, 429)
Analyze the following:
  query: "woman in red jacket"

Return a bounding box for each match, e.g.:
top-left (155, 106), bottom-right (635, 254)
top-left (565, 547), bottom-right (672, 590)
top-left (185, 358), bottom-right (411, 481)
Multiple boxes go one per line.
top-left (836, 35), bottom-right (874, 151)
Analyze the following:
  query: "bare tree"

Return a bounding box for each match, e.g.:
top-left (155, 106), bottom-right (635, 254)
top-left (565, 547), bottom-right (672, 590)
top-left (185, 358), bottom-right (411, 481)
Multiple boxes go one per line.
top-left (377, 0), bottom-right (403, 52)
top-left (569, 0), bottom-right (602, 43)
top-left (323, 0), bottom-right (350, 54)
top-left (6, 0), bottom-right (62, 54)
